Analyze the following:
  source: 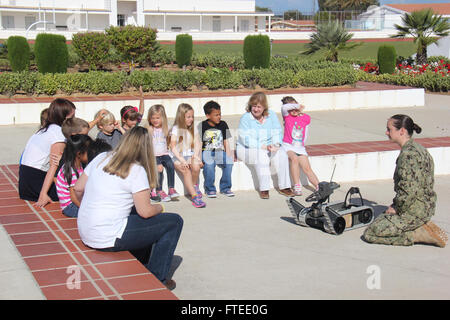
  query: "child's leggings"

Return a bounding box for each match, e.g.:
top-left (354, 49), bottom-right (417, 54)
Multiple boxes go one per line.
top-left (156, 155), bottom-right (175, 191)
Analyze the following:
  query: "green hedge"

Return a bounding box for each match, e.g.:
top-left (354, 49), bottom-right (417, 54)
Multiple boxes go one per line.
top-left (0, 65), bottom-right (362, 96)
top-left (356, 70), bottom-right (450, 92)
top-left (6, 36), bottom-right (30, 72)
top-left (377, 45), bottom-right (396, 74)
top-left (175, 34), bottom-right (193, 68)
top-left (34, 34), bottom-right (68, 73)
top-left (243, 34), bottom-right (270, 69)
top-left (2, 67), bottom-right (448, 96)
top-left (105, 25), bottom-right (160, 67)
top-left (191, 51), bottom-right (245, 70)
top-left (72, 32), bottom-right (111, 70)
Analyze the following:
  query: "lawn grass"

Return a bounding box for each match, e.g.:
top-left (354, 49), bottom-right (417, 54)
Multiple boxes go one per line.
top-left (161, 40), bottom-right (417, 61)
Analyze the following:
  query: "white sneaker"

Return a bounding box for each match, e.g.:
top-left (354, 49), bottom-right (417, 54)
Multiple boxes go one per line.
top-left (294, 184), bottom-right (302, 196)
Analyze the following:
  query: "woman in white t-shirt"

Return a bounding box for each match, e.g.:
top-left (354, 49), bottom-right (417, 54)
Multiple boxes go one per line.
top-left (74, 126), bottom-right (183, 290)
top-left (19, 98), bottom-right (76, 207)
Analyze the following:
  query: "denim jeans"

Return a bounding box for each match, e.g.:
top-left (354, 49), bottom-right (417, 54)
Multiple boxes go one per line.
top-left (156, 155), bottom-right (175, 191)
top-left (202, 150), bottom-right (233, 193)
top-left (100, 208), bottom-right (183, 283)
top-left (62, 202), bottom-right (79, 218)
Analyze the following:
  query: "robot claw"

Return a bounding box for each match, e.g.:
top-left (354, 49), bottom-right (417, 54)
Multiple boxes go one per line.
top-left (287, 181), bottom-right (374, 235)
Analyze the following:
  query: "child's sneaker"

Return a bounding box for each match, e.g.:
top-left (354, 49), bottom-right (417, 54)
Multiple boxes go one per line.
top-left (294, 184), bottom-right (302, 196)
top-left (191, 195), bottom-right (206, 208)
top-left (168, 188), bottom-right (179, 199)
top-left (194, 184), bottom-right (203, 198)
top-left (206, 191), bottom-right (217, 198)
top-left (220, 190), bottom-right (235, 197)
top-left (158, 190), bottom-right (171, 202)
top-left (151, 189), bottom-right (161, 202)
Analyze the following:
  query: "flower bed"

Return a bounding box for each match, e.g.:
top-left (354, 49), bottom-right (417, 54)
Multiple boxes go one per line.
top-left (355, 58), bottom-right (450, 92)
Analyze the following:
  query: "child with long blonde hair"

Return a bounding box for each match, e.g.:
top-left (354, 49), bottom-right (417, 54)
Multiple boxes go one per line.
top-left (169, 103), bottom-right (205, 208)
top-left (147, 104), bottom-right (179, 202)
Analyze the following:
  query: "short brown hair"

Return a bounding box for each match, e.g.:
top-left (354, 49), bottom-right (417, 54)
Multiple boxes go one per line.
top-left (62, 117), bottom-right (90, 139)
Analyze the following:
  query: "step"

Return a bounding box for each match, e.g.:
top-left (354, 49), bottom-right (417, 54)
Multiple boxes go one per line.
top-left (169, 137), bottom-right (450, 194)
top-left (0, 82), bottom-right (424, 125)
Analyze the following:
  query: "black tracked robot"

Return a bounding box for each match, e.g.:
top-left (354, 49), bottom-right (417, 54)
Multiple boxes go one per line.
top-left (287, 180), bottom-right (374, 235)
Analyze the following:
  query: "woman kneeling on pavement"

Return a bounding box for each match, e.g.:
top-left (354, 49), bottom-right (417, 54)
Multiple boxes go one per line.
top-left (363, 114), bottom-right (447, 248)
top-left (74, 126), bottom-right (183, 290)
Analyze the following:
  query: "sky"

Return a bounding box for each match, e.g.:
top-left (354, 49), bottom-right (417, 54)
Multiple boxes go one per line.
top-left (255, 0), bottom-right (450, 15)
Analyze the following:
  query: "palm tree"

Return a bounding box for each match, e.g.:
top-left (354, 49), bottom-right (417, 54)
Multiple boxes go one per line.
top-left (392, 8), bottom-right (450, 65)
top-left (302, 20), bottom-right (362, 62)
top-left (324, 0), bottom-right (379, 11)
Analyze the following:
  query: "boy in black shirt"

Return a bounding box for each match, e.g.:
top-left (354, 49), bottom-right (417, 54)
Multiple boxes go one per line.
top-left (201, 101), bottom-right (235, 198)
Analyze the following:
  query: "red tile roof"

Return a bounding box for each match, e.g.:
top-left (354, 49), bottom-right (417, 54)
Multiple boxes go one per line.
top-left (386, 3), bottom-right (450, 15)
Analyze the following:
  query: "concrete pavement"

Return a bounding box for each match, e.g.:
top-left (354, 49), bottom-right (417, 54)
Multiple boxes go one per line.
top-left (0, 92), bottom-right (449, 299)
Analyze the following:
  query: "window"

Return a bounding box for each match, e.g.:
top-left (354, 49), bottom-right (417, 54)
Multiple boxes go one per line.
top-left (25, 16), bottom-right (37, 30)
top-left (117, 14), bottom-right (125, 26)
top-left (213, 16), bottom-right (221, 32)
top-left (2, 16), bottom-right (15, 29)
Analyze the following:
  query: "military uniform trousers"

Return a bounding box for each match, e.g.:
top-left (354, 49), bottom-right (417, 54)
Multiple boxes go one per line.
top-left (363, 205), bottom-right (432, 246)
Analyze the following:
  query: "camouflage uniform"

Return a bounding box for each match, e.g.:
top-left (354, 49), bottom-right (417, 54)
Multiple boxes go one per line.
top-left (363, 139), bottom-right (436, 246)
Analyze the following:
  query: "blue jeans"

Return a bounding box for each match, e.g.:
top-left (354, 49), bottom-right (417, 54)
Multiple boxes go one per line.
top-left (99, 208), bottom-right (183, 283)
top-left (202, 150), bottom-right (233, 193)
top-left (62, 202), bottom-right (79, 218)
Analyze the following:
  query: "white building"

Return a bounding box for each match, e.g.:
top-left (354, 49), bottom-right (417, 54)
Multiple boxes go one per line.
top-left (0, 0), bottom-right (274, 39)
top-left (357, 3), bottom-right (450, 31)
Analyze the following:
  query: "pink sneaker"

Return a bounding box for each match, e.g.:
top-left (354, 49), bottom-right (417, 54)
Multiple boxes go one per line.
top-left (191, 195), bottom-right (206, 208)
top-left (158, 190), bottom-right (171, 202)
top-left (151, 189), bottom-right (161, 202)
top-left (194, 184), bottom-right (203, 198)
top-left (168, 188), bottom-right (179, 199)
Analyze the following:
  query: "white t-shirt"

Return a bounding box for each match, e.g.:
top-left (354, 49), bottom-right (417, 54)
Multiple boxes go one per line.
top-left (77, 152), bottom-right (150, 249)
top-left (152, 127), bottom-right (169, 157)
top-left (21, 124), bottom-right (66, 171)
top-left (169, 124), bottom-right (199, 158)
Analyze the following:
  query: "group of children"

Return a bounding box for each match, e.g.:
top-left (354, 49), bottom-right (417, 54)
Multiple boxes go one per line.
top-left (51, 91), bottom-right (319, 216)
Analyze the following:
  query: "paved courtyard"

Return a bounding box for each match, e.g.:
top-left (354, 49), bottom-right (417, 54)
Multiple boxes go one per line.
top-left (0, 92), bottom-right (449, 299)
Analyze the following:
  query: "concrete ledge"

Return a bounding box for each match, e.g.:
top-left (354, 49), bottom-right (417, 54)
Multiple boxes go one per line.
top-left (0, 84), bottom-right (424, 125)
top-left (169, 141), bottom-right (450, 193)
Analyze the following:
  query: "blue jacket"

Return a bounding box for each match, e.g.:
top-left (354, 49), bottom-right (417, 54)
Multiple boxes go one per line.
top-left (237, 110), bottom-right (282, 149)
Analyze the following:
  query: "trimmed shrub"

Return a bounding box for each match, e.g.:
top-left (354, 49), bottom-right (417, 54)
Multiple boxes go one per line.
top-left (175, 34), bottom-right (193, 68)
top-left (377, 45), bottom-right (396, 74)
top-left (294, 65), bottom-right (358, 87)
top-left (203, 68), bottom-right (242, 90)
top-left (243, 34), bottom-right (270, 69)
top-left (150, 47), bottom-right (175, 65)
top-left (191, 51), bottom-right (245, 70)
top-left (106, 25), bottom-right (160, 68)
top-left (428, 55), bottom-right (450, 65)
top-left (6, 36), bottom-right (30, 72)
top-left (34, 34), bottom-right (68, 73)
top-left (72, 32), bottom-right (110, 70)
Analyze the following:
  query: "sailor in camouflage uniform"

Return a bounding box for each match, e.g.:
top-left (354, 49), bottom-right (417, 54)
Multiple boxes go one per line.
top-left (363, 115), bottom-right (447, 247)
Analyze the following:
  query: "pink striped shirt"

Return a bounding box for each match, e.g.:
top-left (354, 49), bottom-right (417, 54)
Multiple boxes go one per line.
top-left (56, 166), bottom-right (83, 210)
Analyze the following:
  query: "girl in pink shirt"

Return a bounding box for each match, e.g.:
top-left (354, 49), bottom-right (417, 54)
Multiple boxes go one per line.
top-left (281, 96), bottom-right (319, 196)
top-left (55, 134), bottom-right (91, 217)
